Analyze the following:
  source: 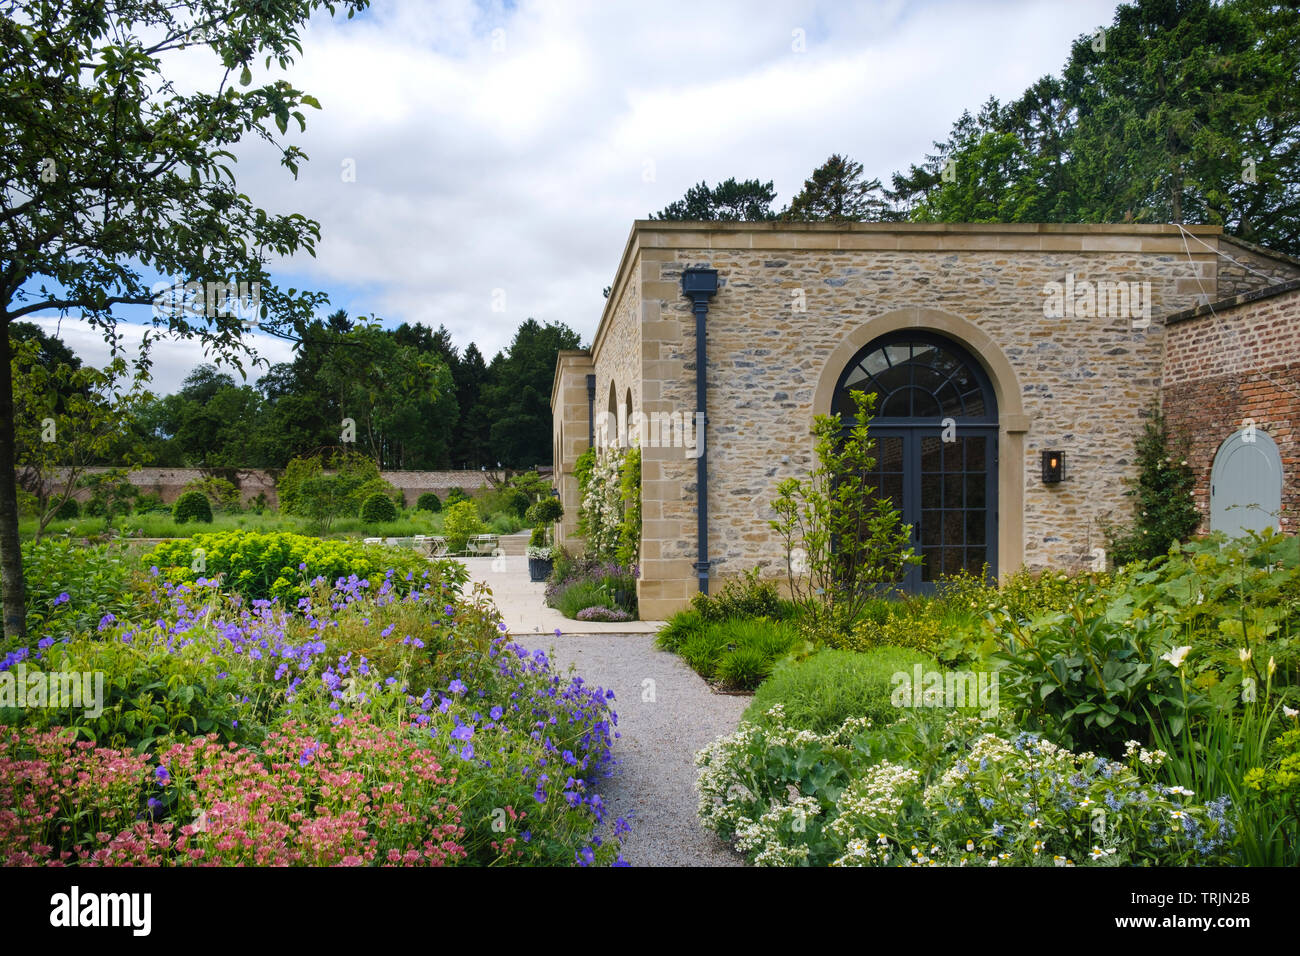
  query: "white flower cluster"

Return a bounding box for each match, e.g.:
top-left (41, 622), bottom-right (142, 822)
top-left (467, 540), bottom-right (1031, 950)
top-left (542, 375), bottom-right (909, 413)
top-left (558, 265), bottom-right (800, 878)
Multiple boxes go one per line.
top-left (581, 447), bottom-right (626, 558)
top-left (829, 761), bottom-right (920, 840)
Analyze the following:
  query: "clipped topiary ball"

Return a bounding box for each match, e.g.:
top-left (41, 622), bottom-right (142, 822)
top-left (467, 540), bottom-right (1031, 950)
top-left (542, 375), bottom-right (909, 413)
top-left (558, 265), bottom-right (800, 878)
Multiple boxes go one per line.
top-left (173, 490), bottom-right (213, 524)
top-left (416, 491), bottom-right (442, 513)
top-left (360, 491), bottom-right (398, 523)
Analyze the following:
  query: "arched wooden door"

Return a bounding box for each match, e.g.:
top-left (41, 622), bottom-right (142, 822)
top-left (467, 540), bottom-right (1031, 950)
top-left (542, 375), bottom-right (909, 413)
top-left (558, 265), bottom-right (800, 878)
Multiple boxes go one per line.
top-left (1210, 428), bottom-right (1282, 538)
top-left (833, 330), bottom-right (998, 593)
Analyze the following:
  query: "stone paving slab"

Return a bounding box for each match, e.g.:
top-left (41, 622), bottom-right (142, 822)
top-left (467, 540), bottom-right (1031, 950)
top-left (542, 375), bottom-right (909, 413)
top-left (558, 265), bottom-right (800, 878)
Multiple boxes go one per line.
top-left (455, 556), bottom-right (662, 635)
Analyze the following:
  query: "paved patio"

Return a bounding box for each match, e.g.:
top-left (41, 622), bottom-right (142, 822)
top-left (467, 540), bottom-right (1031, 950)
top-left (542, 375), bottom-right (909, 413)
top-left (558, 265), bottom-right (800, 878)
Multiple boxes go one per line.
top-left (455, 556), bottom-right (662, 635)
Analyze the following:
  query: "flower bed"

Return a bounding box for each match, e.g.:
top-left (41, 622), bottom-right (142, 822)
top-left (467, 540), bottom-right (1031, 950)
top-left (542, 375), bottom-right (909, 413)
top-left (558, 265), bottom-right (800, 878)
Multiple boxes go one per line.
top-left (0, 544), bottom-right (629, 867)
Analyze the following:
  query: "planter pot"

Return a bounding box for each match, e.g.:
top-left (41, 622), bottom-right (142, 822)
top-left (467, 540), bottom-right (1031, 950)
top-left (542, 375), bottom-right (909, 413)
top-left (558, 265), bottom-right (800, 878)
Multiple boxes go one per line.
top-left (528, 557), bottom-right (554, 583)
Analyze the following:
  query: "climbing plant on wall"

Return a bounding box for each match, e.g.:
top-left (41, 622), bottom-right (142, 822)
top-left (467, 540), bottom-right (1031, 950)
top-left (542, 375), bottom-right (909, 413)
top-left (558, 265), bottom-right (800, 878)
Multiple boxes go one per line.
top-left (1103, 406), bottom-right (1201, 566)
top-left (574, 443), bottom-right (641, 564)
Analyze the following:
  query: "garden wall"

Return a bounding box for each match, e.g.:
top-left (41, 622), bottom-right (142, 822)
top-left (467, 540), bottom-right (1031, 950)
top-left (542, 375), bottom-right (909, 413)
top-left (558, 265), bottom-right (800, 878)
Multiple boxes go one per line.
top-left (1162, 280), bottom-right (1300, 531)
top-left (46, 467), bottom-right (498, 509)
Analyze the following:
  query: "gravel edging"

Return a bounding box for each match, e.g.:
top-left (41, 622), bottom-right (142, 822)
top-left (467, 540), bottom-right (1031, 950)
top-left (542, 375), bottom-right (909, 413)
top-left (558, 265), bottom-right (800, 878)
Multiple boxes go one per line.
top-left (544, 632), bottom-right (749, 867)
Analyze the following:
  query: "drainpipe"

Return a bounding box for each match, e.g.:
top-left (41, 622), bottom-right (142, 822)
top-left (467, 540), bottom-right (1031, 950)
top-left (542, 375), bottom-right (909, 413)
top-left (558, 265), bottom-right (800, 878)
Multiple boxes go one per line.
top-left (586, 374), bottom-right (596, 447)
top-left (681, 267), bottom-right (718, 594)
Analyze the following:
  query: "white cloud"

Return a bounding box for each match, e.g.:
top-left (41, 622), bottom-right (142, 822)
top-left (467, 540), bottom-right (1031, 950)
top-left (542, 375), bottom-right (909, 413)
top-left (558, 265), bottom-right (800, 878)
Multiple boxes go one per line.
top-left (24, 316), bottom-right (296, 396)
top-left (34, 0), bottom-right (1123, 387)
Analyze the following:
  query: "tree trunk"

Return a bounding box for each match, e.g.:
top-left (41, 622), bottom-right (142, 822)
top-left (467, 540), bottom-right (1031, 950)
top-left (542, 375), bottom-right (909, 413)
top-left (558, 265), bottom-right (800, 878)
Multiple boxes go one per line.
top-left (0, 321), bottom-right (27, 640)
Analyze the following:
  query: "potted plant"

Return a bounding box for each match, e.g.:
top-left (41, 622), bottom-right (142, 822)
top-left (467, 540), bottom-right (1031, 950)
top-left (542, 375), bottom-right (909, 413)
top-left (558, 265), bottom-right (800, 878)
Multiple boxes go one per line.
top-left (525, 497), bottom-right (564, 582)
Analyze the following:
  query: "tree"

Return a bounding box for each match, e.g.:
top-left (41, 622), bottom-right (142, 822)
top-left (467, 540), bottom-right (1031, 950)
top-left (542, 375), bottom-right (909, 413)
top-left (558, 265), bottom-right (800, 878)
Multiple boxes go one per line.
top-left (1065, 0), bottom-right (1300, 249)
top-left (651, 177), bottom-right (780, 221)
top-left (478, 319), bottom-right (582, 468)
top-left (771, 390), bottom-right (920, 637)
top-left (12, 339), bottom-right (150, 541)
top-left (452, 342), bottom-right (491, 468)
top-left (784, 154), bottom-right (890, 221)
top-left (0, 0), bottom-right (369, 638)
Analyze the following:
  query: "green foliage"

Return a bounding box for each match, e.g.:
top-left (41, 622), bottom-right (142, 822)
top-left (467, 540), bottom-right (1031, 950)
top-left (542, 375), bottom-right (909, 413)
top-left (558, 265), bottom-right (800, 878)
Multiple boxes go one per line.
top-left (554, 581), bottom-right (614, 619)
top-left (689, 568), bottom-right (785, 623)
top-left (885, 1), bottom-right (1300, 255)
top-left (53, 497), bottom-right (79, 520)
top-left (573, 447), bottom-right (596, 539)
top-left (655, 608), bottom-right (708, 653)
top-left (1241, 723), bottom-right (1300, 865)
top-left (8, 539), bottom-right (137, 638)
top-left (359, 492), bottom-right (398, 523)
top-left (616, 446), bottom-right (641, 566)
top-left (442, 500), bottom-right (485, 553)
top-left (172, 490), bottom-right (214, 524)
top-left (502, 488), bottom-right (531, 519)
top-left (415, 492), bottom-right (442, 513)
top-left (12, 337), bottom-right (150, 540)
top-left (182, 475), bottom-right (242, 514)
top-left (771, 389), bottom-right (919, 637)
top-left (677, 618), bottom-right (800, 690)
top-left (990, 575), bottom-right (1206, 756)
top-left (697, 711), bottom-right (1236, 867)
top-left (839, 613), bottom-right (949, 657)
top-left (525, 496), bottom-right (564, 548)
top-left (745, 647), bottom-right (943, 734)
top-left (444, 487), bottom-right (469, 508)
top-left (651, 176), bottom-right (780, 221)
top-left (784, 154), bottom-right (889, 221)
top-left (80, 469), bottom-right (140, 520)
top-left (529, 526), bottom-right (546, 548)
top-left (143, 531), bottom-right (462, 603)
top-left (2, 638), bottom-right (266, 754)
top-left (279, 452), bottom-right (395, 532)
top-left (1104, 407), bottom-right (1201, 566)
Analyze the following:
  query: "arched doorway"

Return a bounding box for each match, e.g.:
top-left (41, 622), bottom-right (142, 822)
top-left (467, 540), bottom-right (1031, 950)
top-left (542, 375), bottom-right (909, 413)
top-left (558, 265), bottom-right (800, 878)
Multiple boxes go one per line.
top-left (833, 330), bottom-right (998, 592)
top-left (1211, 428), bottom-right (1282, 538)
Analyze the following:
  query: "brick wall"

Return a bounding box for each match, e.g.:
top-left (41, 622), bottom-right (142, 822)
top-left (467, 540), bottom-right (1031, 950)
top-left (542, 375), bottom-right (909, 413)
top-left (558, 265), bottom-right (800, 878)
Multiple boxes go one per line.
top-left (1162, 283), bottom-right (1300, 531)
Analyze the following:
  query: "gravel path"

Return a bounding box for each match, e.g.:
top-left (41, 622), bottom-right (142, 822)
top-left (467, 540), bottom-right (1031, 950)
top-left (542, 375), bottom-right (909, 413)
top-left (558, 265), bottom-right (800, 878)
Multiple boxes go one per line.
top-left (545, 632), bottom-right (749, 867)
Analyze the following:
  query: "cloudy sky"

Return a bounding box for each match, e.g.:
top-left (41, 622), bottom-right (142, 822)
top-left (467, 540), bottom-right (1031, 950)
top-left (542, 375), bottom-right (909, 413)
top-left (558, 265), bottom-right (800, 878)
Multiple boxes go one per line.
top-left (31, 0), bottom-right (1123, 394)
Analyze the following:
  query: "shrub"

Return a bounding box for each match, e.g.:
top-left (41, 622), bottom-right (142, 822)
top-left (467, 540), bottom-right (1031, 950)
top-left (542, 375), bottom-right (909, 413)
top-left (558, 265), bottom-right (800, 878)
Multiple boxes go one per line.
top-left (182, 475), bottom-right (241, 514)
top-left (656, 608), bottom-right (708, 652)
top-left (10, 538), bottom-right (137, 638)
top-left (1103, 405), bottom-right (1201, 566)
top-left (172, 490), bottom-right (213, 524)
top-left (53, 497), bottom-right (80, 520)
top-left (503, 488), bottom-right (531, 519)
top-left (678, 618), bottom-right (799, 689)
top-left (696, 712), bottom-right (1236, 867)
top-left (555, 581), bottom-right (614, 619)
top-left (745, 647), bottom-right (944, 734)
top-left (690, 569), bottom-right (784, 623)
top-left (544, 558), bottom-right (638, 618)
top-left (416, 492), bottom-right (442, 513)
top-left (360, 492), bottom-right (398, 523)
top-left (442, 500), bottom-right (485, 553)
top-left (143, 530), bottom-right (463, 603)
top-left (838, 614), bottom-right (948, 656)
top-left (444, 487), bottom-right (469, 508)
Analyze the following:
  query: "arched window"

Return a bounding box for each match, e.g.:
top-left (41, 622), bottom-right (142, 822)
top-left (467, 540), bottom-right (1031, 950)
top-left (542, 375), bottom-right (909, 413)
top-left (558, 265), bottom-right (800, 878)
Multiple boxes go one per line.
top-left (833, 331), bottom-right (998, 592)
top-left (605, 381), bottom-right (618, 448)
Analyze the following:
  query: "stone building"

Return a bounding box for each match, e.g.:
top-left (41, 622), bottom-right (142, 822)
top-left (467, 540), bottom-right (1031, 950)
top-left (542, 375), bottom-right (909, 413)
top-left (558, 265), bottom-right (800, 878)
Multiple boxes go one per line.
top-left (551, 222), bottom-right (1300, 619)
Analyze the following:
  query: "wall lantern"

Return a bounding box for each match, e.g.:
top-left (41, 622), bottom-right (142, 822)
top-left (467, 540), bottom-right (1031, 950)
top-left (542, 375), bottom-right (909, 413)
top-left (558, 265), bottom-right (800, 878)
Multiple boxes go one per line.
top-left (1041, 450), bottom-right (1064, 484)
